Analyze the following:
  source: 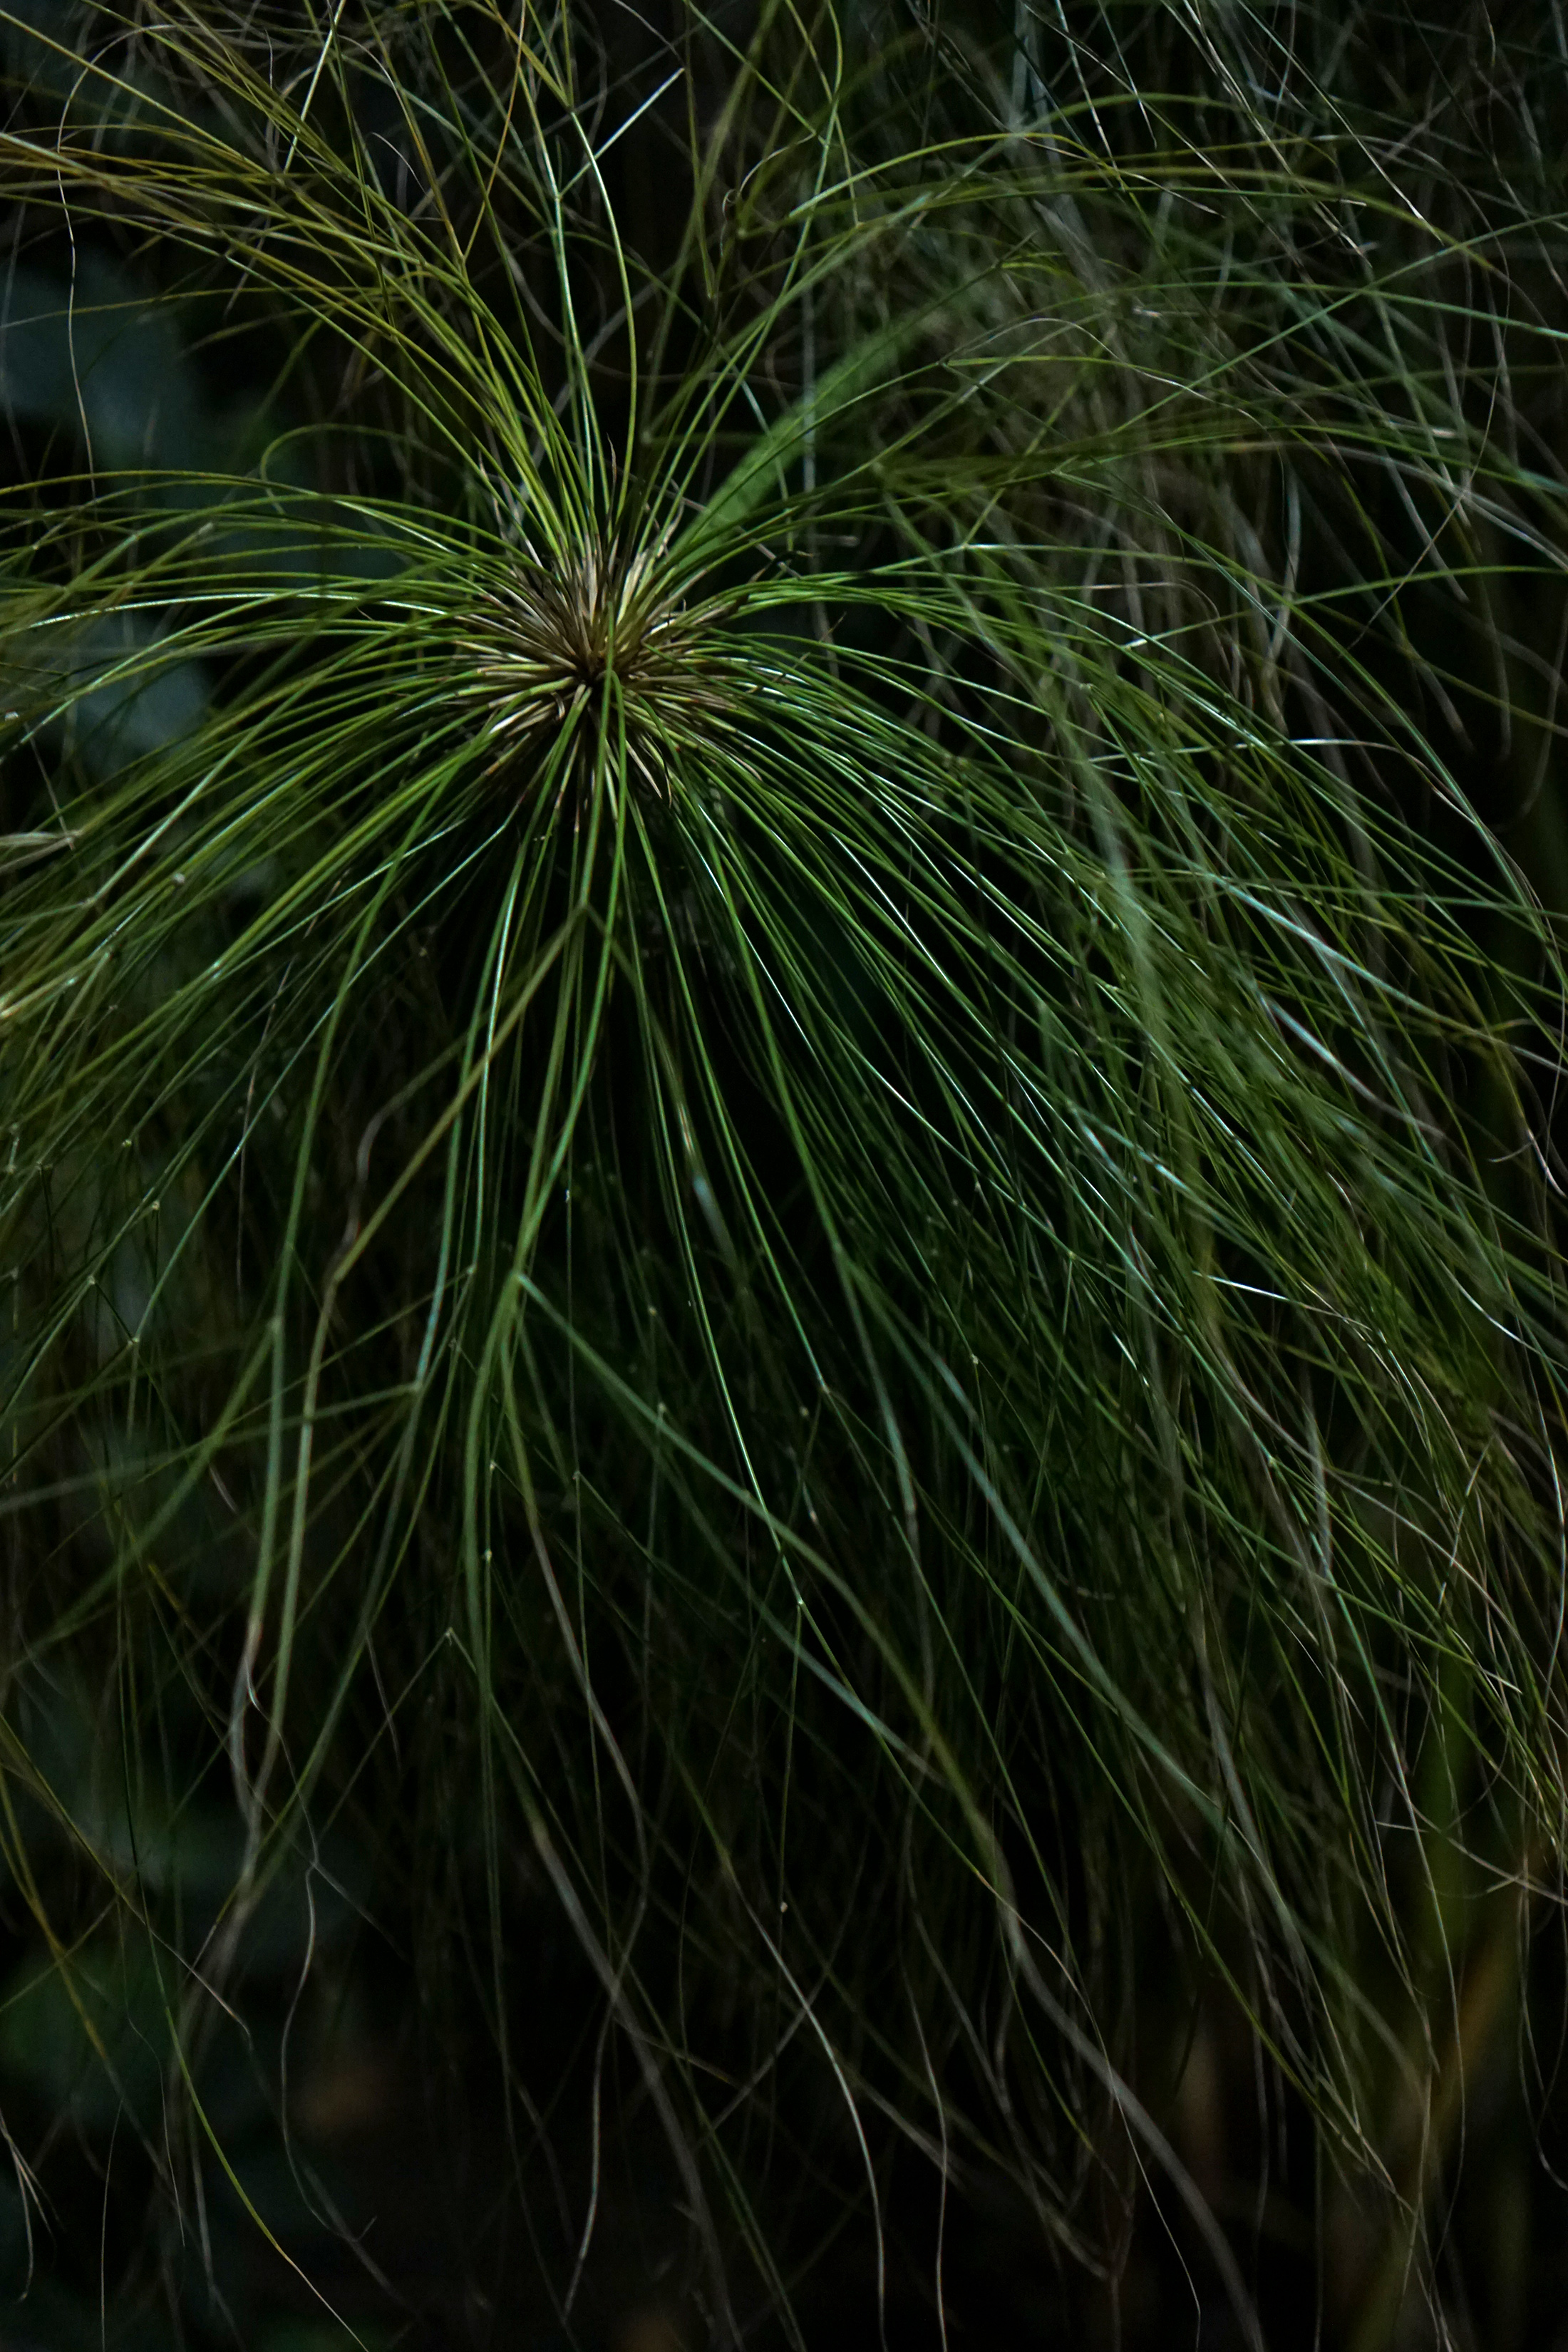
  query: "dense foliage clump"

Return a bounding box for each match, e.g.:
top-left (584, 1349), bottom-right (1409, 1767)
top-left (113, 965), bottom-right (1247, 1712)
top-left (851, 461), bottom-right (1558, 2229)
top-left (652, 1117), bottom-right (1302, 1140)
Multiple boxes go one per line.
top-left (2, 2), bottom-right (1567, 2343)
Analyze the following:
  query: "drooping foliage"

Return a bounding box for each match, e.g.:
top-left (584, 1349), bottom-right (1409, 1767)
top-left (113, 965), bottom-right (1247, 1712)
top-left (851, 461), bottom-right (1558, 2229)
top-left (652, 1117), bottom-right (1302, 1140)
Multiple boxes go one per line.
top-left (2, 1), bottom-right (1567, 2341)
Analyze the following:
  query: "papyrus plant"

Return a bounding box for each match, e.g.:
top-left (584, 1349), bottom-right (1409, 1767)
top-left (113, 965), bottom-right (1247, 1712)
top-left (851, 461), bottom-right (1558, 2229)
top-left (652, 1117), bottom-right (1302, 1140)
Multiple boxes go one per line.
top-left (1, 0), bottom-right (1565, 2338)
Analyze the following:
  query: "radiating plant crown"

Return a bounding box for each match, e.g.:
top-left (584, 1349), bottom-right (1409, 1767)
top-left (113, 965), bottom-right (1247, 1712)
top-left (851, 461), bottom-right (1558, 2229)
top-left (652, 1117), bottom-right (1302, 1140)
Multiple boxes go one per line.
top-left (1, 1), bottom-right (1567, 2344)
top-left (469, 517), bottom-right (736, 795)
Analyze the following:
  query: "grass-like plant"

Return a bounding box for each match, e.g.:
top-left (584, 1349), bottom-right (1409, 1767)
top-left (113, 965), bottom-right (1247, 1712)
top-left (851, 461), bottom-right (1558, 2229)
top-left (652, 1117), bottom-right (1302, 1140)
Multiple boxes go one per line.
top-left (2, 0), bottom-right (1567, 2341)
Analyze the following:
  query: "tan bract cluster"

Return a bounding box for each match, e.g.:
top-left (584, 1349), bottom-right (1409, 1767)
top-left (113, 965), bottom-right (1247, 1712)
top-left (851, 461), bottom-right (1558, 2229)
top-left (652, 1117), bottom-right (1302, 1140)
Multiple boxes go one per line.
top-left (469, 527), bottom-right (732, 795)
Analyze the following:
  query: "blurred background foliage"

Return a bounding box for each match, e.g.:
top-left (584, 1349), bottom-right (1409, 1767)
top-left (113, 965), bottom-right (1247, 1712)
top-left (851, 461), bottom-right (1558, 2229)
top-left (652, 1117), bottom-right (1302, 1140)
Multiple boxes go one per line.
top-left (2, 0), bottom-right (1568, 2346)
